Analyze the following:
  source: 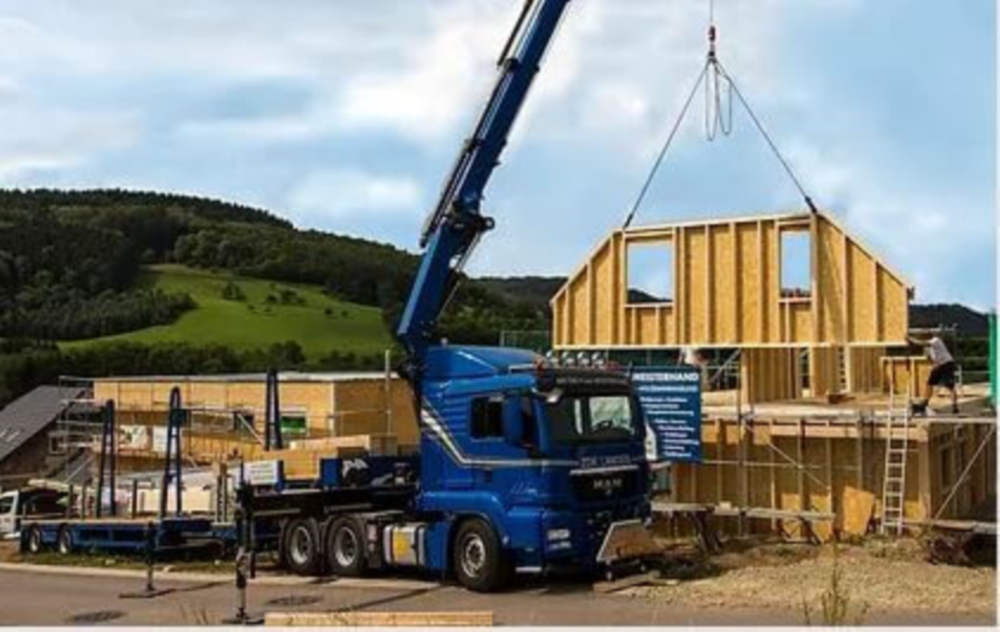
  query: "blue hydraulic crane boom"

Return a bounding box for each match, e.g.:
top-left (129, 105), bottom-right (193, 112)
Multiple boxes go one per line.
top-left (396, 0), bottom-right (572, 374)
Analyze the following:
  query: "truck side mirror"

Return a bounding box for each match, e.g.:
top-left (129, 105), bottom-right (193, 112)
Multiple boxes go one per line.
top-left (502, 398), bottom-right (524, 448)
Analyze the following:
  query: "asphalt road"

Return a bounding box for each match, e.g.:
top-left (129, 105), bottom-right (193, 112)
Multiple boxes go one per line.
top-left (0, 566), bottom-right (993, 626)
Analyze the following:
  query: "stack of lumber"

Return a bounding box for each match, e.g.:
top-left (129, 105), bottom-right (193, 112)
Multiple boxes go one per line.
top-left (260, 434), bottom-right (399, 480)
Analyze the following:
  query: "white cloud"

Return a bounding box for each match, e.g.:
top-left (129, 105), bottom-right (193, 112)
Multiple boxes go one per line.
top-left (287, 168), bottom-right (422, 223)
top-left (0, 0), bottom-right (990, 307)
top-left (784, 138), bottom-right (992, 307)
top-left (0, 99), bottom-right (140, 180)
top-left (335, 1), bottom-right (517, 142)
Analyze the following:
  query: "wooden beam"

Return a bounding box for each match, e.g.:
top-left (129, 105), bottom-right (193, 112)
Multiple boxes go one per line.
top-left (855, 415), bottom-right (864, 492)
top-left (873, 253), bottom-right (882, 341)
top-left (586, 261), bottom-right (595, 345)
top-left (758, 221), bottom-right (766, 343)
top-left (265, 612), bottom-right (494, 627)
top-left (770, 418), bottom-right (778, 532)
top-left (797, 417), bottom-right (806, 519)
top-left (809, 214), bottom-right (821, 343)
top-left (825, 419), bottom-right (835, 533)
top-left (705, 225), bottom-right (713, 343)
top-left (918, 440), bottom-right (933, 521)
top-left (842, 227), bottom-right (851, 343)
top-left (676, 225), bottom-right (685, 344)
top-left (615, 235), bottom-right (625, 345)
top-left (716, 418), bottom-right (724, 504)
top-left (731, 222), bottom-right (740, 343)
top-left (739, 415), bottom-right (748, 536)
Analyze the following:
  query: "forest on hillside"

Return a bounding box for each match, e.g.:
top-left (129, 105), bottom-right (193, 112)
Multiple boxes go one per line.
top-left (0, 189), bottom-right (550, 406)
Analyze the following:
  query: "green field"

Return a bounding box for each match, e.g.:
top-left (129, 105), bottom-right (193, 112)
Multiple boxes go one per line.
top-left (63, 265), bottom-right (393, 359)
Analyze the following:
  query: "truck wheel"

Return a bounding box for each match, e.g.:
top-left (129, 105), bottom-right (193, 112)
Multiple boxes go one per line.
top-left (326, 516), bottom-right (367, 577)
top-left (57, 527), bottom-right (74, 555)
top-left (25, 525), bottom-right (43, 554)
top-left (281, 518), bottom-right (322, 576)
top-left (452, 518), bottom-right (510, 593)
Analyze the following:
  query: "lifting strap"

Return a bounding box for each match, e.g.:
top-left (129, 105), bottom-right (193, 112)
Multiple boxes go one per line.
top-left (622, 0), bottom-right (819, 229)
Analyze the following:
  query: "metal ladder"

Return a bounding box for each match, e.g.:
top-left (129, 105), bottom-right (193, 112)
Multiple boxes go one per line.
top-left (880, 392), bottom-right (911, 536)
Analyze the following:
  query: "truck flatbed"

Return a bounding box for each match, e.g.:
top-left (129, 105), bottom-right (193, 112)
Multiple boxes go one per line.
top-left (21, 515), bottom-right (219, 556)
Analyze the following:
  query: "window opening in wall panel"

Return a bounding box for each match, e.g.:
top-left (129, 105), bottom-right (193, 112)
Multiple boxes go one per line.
top-left (780, 229), bottom-right (812, 299)
top-left (626, 242), bottom-right (674, 305)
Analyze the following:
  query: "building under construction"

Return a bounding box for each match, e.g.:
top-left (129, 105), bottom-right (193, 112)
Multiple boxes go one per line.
top-left (87, 371), bottom-right (418, 483)
top-left (551, 208), bottom-right (996, 540)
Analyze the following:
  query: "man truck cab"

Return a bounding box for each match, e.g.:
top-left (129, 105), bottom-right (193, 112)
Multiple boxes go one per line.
top-left (405, 346), bottom-right (651, 590)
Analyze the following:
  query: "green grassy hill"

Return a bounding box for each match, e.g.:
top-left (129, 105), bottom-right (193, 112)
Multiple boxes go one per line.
top-left (62, 265), bottom-right (392, 360)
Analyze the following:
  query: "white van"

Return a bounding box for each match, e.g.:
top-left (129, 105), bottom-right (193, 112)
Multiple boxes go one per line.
top-left (0, 489), bottom-right (67, 540)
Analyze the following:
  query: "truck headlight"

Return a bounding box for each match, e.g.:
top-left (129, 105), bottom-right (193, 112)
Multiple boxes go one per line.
top-left (546, 528), bottom-right (571, 542)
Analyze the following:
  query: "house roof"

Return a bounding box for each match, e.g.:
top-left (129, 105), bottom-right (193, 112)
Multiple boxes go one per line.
top-left (0, 386), bottom-right (85, 464)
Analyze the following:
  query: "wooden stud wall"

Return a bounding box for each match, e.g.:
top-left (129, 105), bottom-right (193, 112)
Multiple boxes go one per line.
top-left (881, 356), bottom-right (933, 396)
top-left (551, 211), bottom-right (912, 349)
top-left (846, 347), bottom-right (885, 393)
top-left (94, 376), bottom-right (421, 452)
top-left (741, 349), bottom-right (801, 403)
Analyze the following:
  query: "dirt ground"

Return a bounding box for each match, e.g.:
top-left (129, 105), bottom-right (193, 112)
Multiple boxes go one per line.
top-left (3, 537), bottom-right (995, 620)
top-left (628, 538), bottom-right (997, 619)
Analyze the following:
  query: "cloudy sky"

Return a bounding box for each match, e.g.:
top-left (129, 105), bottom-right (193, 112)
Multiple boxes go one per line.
top-left (0, 0), bottom-right (995, 308)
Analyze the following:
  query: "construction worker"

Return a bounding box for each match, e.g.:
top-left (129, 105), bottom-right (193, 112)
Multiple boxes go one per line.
top-left (908, 331), bottom-right (959, 415)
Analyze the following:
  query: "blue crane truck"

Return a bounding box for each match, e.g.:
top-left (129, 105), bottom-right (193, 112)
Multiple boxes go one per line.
top-left (242, 0), bottom-right (660, 592)
top-left (248, 354), bottom-right (655, 592)
top-left (20, 0), bottom-right (662, 592)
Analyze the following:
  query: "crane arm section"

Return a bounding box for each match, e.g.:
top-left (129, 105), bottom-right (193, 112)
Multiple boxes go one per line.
top-left (395, 0), bottom-right (572, 371)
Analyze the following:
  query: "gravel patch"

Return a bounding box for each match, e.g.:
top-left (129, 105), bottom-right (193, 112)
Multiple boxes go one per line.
top-left (629, 544), bottom-right (995, 616)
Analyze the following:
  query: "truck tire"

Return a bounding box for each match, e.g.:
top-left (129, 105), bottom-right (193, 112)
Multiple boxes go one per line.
top-left (25, 525), bottom-right (43, 554)
top-left (281, 518), bottom-right (322, 576)
top-left (452, 518), bottom-right (510, 593)
top-left (57, 526), bottom-right (74, 555)
top-left (326, 516), bottom-right (367, 577)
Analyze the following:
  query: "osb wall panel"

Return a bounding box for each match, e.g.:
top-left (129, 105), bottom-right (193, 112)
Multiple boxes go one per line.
top-left (847, 347), bottom-right (885, 393)
top-left (552, 211), bottom-right (912, 349)
top-left (881, 357), bottom-right (933, 396)
top-left (810, 347), bottom-right (842, 398)
top-left (929, 426), bottom-right (996, 520)
top-left (741, 348), bottom-right (800, 403)
top-left (669, 419), bottom-right (937, 540)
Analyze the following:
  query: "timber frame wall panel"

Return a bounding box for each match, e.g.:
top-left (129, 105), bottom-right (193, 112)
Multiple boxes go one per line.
top-left (552, 210), bottom-right (913, 349)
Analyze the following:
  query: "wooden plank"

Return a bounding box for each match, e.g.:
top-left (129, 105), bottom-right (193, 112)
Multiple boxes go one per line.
top-left (918, 440), bottom-right (933, 521)
top-left (809, 214), bottom-right (821, 342)
top-left (731, 222), bottom-right (740, 342)
top-left (705, 225), bottom-right (714, 343)
top-left (739, 416), bottom-right (748, 536)
top-left (825, 419), bottom-right (835, 530)
top-left (842, 227), bottom-right (851, 343)
top-left (676, 225), bottom-right (685, 344)
top-left (873, 249), bottom-right (882, 341)
top-left (593, 571), bottom-right (661, 594)
top-left (265, 611), bottom-right (494, 627)
top-left (797, 418), bottom-right (806, 514)
top-left (758, 221), bottom-right (766, 342)
top-left (586, 262), bottom-right (595, 345)
top-left (615, 235), bottom-right (625, 345)
top-left (715, 419), bottom-right (724, 504)
top-left (610, 235), bottom-right (620, 345)
top-left (769, 418), bottom-right (777, 532)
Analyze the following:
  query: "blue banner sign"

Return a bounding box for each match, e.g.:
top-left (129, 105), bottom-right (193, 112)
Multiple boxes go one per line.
top-left (631, 366), bottom-right (702, 463)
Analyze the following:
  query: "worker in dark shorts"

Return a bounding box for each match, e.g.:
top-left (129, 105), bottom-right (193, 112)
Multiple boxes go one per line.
top-left (908, 332), bottom-right (959, 415)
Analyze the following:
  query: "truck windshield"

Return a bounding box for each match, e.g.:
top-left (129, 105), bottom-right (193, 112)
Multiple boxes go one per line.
top-left (545, 394), bottom-right (636, 444)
